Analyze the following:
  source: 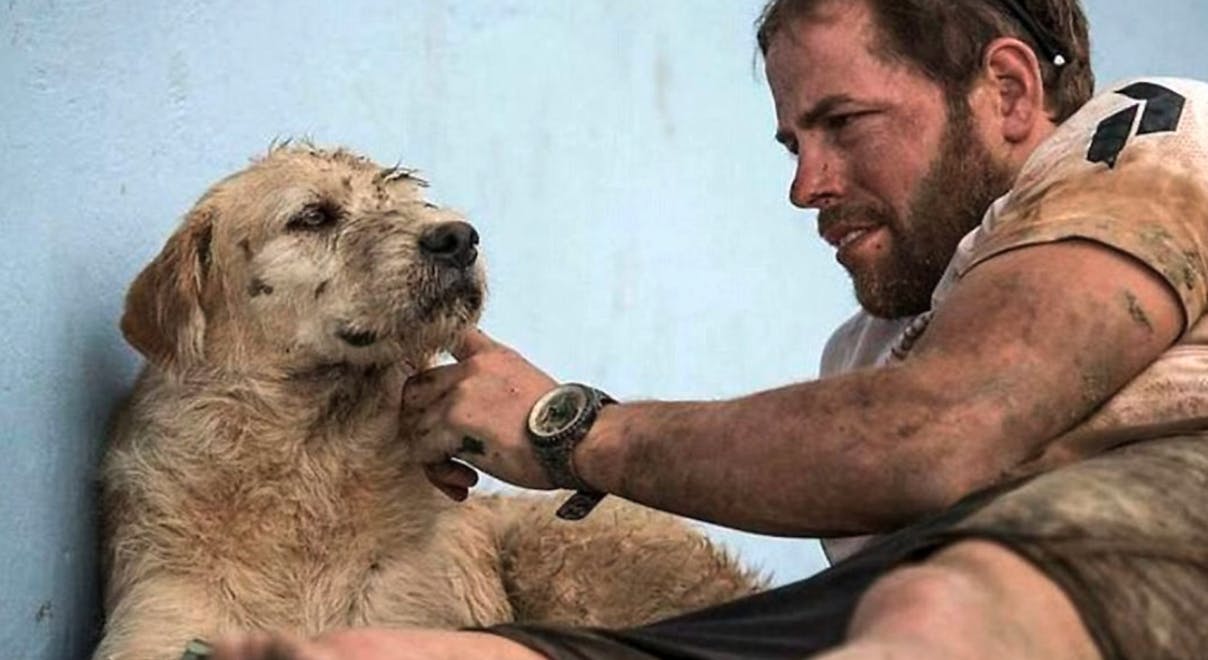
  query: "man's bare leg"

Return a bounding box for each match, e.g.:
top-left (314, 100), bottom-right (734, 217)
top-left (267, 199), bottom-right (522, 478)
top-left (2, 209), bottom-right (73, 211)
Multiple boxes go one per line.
top-left (815, 540), bottom-right (1100, 659)
top-left (212, 629), bottom-right (545, 660)
top-left (213, 540), bottom-right (1101, 660)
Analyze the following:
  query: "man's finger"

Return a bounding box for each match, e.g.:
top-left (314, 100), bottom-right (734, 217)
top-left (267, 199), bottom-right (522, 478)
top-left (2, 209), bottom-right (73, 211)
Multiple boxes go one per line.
top-left (424, 462), bottom-right (476, 501)
top-left (425, 460), bottom-right (480, 489)
top-left (401, 362), bottom-right (466, 411)
top-left (212, 632), bottom-right (321, 660)
top-left (450, 327), bottom-right (501, 361)
top-left (211, 632), bottom-right (269, 660)
top-left (433, 482), bottom-right (469, 502)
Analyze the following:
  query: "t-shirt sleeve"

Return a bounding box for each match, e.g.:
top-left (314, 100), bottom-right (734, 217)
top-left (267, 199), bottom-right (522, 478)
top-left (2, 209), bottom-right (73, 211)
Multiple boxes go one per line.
top-left (958, 78), bottom-right (1208, 330)
top-left (819, 312), bottom-right (912, 377)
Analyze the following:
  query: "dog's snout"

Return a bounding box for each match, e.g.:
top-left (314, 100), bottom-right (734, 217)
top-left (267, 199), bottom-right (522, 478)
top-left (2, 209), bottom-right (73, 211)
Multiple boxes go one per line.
top-left (419, 222), bottom-right (479, 268)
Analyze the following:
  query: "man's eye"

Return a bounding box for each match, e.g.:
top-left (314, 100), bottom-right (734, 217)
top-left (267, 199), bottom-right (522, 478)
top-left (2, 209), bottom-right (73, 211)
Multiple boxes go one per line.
top-left (826, 114), bottom-right (856, 131)
top-left (286, 203), bottom-right (340, 231)
top-left (825, 111), bottom-right (873, 134)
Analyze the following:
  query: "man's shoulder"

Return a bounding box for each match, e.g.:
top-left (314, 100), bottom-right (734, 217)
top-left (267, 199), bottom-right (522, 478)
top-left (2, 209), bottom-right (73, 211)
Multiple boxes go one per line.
top-left (955, 77), bottom-right (1208, 326)
top-left (1072, 77), bottom-right (1208, 122)
top-left (1025, 77), bottom-right (1208, 177)
top-left (989, 76), bottom-right (1208, 232)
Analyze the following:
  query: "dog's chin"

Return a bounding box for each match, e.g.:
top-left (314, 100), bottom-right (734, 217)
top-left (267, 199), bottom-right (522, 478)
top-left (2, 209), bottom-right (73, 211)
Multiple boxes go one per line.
top-left (417, 269), bottom-right (485, 321)
top-left (410, 283), bottom-right (485, 351)
top-left (327, 283), bottom-right (484, 370)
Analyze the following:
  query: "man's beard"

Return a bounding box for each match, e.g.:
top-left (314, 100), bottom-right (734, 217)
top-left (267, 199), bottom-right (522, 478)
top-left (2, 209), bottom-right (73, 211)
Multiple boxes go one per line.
top-left (823, 101), bottom-right (1016, 319)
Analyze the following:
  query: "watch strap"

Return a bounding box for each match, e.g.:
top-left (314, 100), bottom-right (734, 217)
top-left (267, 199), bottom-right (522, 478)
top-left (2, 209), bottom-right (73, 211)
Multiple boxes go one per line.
top-left (555, 491), bottom-right (607, 521)
top-left (528, 384), bottom-right (615, 521)
top-left (557, 388), bottom-right (613, 521)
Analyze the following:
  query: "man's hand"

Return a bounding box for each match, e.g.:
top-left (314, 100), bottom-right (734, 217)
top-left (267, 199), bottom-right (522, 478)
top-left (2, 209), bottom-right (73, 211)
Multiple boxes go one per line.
top-left (401, 328), bottom-right (559, 499)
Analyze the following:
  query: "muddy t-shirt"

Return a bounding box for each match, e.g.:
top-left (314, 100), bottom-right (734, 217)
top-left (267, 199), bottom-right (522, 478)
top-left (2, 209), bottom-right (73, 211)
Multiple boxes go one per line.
top-left (821, 77), bottom-right (1208, 564)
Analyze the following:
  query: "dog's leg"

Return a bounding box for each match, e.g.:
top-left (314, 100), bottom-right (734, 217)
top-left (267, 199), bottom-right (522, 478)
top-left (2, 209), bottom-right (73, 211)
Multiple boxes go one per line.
top-left (94, 576), bottom-right (228, 660)
top-left (490, 496), bottom-right (763, 628)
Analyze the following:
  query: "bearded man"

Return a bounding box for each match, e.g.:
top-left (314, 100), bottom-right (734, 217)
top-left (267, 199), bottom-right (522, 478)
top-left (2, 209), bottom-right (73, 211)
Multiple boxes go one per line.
top-left (215, 0), bottom-right (1208, 658)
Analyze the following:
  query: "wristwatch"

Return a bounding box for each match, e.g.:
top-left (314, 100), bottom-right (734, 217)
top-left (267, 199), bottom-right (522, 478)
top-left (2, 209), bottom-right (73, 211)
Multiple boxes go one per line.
top-left (526, 383), bottom-right (616, 520)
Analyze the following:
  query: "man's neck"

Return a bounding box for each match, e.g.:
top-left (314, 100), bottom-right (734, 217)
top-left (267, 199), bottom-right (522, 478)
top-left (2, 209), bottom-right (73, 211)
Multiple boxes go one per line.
top-left (1004, 117), bottom-right (1060, 180)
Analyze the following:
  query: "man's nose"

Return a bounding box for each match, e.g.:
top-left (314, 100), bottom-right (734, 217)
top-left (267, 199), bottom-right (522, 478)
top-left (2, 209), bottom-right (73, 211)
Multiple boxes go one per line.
top-left (789, 147), bottom-right (842, 210)
top-left (419, 221), bottom-right (480, 268)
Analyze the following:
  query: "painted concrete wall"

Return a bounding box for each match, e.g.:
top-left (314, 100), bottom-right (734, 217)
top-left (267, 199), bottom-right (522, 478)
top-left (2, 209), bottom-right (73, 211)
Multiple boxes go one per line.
top-left (3, 1), bottom-right (1207, 657)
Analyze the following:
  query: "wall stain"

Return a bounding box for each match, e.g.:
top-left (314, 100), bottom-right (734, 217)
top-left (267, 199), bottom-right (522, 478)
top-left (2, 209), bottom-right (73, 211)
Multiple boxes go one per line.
top-left (8, 0), bottom-right (19, 48)
top-left (654, 40), bottom-right (674, 140)
top-left (168, 50), bottom-right (190, 107)
top-left (35, 600), bottom-right (52, 623)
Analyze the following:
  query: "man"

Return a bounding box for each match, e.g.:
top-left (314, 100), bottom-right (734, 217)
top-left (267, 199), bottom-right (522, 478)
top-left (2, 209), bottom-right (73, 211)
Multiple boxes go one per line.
top-left (215, 0), bottom-right (1208, 657)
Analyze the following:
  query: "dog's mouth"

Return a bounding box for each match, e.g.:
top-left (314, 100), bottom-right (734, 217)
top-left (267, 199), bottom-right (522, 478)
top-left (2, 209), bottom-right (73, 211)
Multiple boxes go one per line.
top-left (426, 278), bottom-right (483, 319)
top-left (416, 268), bottom-right (485, 322)
top-left (333, 268), bottom-right (484, 356)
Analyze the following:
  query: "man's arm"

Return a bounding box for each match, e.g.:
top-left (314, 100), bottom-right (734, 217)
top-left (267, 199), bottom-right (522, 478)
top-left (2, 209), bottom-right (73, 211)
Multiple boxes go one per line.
top-left (405, 239), bottom-right (1181, 536)
top-left (574, 240), bottom-right (1181, 534)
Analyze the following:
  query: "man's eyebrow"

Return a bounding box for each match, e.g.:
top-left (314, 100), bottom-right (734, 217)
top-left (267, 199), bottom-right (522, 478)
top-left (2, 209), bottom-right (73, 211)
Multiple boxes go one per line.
top-left (775, 94), bottom-right (860, 145)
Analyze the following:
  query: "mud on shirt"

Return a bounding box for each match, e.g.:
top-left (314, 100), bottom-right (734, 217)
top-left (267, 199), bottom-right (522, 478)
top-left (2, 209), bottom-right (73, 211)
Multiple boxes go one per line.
top-left (821, 77), bottom-right (1208, 563)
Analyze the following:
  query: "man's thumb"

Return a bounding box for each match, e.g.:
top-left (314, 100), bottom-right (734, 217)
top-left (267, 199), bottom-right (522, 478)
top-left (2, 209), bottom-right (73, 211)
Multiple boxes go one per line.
top-left (451, 327), bottom-right (500, 361)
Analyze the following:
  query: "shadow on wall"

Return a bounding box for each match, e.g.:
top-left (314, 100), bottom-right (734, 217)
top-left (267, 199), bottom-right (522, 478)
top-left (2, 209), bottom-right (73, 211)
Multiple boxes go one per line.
top-left (73, 298), bottom-right (141, 654)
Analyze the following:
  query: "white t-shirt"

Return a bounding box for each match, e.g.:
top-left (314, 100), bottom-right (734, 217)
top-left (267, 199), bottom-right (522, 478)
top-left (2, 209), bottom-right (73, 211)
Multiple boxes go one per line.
top-left (820, 78), bottom-right (1208, 564)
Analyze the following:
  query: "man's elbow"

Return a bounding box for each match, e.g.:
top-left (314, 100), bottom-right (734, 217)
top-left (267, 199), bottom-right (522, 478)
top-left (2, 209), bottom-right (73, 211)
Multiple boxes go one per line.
top-left (851, 450), bottom-right (1016, 531)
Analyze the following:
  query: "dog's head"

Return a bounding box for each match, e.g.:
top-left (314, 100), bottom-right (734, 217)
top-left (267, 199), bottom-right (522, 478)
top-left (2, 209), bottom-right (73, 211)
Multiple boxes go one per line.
top-left (122, 145), bottom-right (485, 374)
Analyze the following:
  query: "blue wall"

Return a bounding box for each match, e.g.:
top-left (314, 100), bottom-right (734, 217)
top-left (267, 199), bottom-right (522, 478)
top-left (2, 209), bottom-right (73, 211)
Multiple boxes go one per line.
top-left (3, 2), bottom-right (1208, 657)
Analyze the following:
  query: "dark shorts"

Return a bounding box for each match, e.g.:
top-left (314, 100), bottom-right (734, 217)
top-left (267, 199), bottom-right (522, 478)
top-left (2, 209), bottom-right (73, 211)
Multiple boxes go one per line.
top-left (486, 435), bottom-right (1208, 659)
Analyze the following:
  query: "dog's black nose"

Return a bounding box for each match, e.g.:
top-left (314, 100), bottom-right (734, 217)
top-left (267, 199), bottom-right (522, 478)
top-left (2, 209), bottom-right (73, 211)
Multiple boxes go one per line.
top-left (419, 221), bottom-right (479, 268)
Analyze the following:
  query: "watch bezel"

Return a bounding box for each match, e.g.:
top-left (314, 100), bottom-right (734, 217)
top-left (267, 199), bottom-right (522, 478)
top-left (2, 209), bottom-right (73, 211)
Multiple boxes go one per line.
top-left (527, 384), bottom-right (591, 443)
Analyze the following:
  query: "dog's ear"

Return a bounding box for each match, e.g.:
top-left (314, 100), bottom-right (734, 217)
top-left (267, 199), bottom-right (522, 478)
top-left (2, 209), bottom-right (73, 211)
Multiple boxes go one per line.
top-left (121, 209), bottom-right (215, 368)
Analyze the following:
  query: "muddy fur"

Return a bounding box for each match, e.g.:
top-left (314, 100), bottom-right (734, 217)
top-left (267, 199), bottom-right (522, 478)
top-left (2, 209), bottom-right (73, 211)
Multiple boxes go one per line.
top-left (95, 145), bottom-right (761, 659)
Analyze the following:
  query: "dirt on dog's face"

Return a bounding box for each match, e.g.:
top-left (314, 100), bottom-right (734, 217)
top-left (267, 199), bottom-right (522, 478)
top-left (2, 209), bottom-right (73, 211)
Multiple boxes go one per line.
top-left (123, 146), bottom-right (485, 373)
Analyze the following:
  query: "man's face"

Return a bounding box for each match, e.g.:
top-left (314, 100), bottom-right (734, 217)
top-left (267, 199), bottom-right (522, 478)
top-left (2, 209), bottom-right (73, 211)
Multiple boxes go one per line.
top-left (766, 2), bottom-right (1013, 318)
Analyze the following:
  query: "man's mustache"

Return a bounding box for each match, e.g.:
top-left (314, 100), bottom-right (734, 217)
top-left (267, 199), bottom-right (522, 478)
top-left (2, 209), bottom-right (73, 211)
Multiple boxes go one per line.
top-left (817, 204), bottom-right (897, 238)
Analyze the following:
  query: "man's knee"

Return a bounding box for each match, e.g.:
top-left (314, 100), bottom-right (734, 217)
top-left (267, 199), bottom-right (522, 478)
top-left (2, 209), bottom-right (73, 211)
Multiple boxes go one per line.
top-left (846, 540), bottom-right (1100, 659)
top-left (847, 550), bottom-right (988, 645)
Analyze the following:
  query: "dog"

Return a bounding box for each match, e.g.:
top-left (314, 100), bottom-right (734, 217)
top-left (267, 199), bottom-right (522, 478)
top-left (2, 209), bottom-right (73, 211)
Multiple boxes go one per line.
top-left (95, 145), bottom-right (761, 659)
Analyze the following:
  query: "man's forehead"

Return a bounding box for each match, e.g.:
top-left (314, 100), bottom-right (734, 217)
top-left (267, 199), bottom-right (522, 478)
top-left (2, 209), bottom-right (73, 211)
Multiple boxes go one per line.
top-left (765, 0), bottom-right (877, 63)
top-left (765, 4), bottom-right (940, 129)
top-left (766, 4), bottom-right (883, 97)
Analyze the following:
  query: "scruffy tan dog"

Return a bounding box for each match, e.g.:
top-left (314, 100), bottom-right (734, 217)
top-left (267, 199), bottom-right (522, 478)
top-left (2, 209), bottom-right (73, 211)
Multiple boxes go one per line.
top-left (96, 145), bottom-right (760, 660)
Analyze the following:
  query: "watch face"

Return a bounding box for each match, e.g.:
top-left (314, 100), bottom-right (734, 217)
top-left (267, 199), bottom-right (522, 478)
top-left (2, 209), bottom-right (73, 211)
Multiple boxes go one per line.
top-left (530, 385), bottom-right (588, 438)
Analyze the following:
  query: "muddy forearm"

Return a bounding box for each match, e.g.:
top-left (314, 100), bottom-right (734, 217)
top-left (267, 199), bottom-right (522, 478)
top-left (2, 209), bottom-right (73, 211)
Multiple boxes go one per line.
top-left (574, 365), bottom-right (997, 536)
top-left (574, 244), bottom-right (1182, 536)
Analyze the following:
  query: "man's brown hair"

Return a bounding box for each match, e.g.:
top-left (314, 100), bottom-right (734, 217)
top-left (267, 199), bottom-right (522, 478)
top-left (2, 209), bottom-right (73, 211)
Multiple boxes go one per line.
top-left (756, 0), bottom-right (1093, 122)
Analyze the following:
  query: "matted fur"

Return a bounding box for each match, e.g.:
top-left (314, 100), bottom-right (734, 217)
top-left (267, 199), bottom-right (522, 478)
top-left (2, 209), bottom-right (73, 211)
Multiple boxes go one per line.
top-left (95, 145), bottom-right (761, 659)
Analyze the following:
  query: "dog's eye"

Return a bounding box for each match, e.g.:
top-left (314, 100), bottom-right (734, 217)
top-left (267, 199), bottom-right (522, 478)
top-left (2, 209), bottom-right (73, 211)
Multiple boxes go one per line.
top-left (287, 203), bottom-right (339, 231)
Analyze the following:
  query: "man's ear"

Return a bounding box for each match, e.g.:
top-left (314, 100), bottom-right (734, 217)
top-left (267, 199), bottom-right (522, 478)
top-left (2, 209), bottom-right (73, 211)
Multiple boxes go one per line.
top-left (120, 209), bottom-right (214, 369)
top-left (982, 36), bottom-right (1048, 144)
